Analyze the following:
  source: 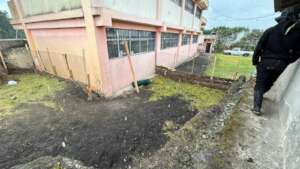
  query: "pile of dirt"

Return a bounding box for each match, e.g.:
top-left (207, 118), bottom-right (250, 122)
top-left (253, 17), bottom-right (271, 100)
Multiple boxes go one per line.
top-left (0, 83), bottom-right (199, 169)
top-left (131, 79), bottom-right (247, 169)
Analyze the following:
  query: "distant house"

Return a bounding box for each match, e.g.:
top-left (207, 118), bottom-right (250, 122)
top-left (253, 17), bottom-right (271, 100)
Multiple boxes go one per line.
top-left (7, 0), bottom-right (209, 96)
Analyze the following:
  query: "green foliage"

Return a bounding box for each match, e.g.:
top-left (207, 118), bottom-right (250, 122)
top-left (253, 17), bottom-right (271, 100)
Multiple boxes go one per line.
top-left (231, 29), bottom-right (263, 51)
top-left (0, 10), bottom-right (16, 39)
top-left (205, 54), bottom-right (255, 79)
top-left (0, 73), bottom-right (66, 119)
top-left (149, 76), bottom-right (225, 110)
top-left (207, 26), bottom-right (263, 52)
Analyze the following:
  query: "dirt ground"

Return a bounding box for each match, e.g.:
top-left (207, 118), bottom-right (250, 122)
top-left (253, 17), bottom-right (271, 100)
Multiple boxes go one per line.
top-left (176, 55), bottom-right (210, 75)
top-left (0, 81), bottom-right (200, 169)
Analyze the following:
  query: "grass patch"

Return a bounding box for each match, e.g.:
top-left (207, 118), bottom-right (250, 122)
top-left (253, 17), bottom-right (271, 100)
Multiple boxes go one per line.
top-left (0, 73), bottom-right (65, 118)
top-left (206, 53), bottom-right (255, 79)
top-left (149, 76), bottom-right (225, 110)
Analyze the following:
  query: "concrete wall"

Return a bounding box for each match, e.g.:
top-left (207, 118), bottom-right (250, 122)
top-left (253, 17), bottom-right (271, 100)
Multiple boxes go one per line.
top-left (265, 61), bottom-right (300, 169)
top-left (2, 47), bottom-right (33, 70)
top-left (30, 28), bottom-right (89, 83)
top-left (182, 11), bottom-right (194, 29)
top-left (0, 40), bottom-right (26, 51)
top-left (20, 0), bottom-right (81, 17)
top-left (161, 0), bottom-right (182, 26)
top-left (99, 0), bottom-right (157, 20)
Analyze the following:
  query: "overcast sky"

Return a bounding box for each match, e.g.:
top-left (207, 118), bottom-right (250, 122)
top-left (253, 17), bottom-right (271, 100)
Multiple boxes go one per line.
top-left (0, 0), bottom-right (280, 30)
top-left (203, 0), bottom-right (280, 30)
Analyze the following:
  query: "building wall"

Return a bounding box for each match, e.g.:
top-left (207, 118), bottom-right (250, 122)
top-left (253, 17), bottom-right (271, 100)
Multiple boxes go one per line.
top-left (30, 27), bottom-right (89, 83)
top-left (194, 18), bottom-right (201, 31)
top-left (98, 0), bottom-right (157, 20)
top-left (161, 0), bottom-right (182, 26)
top-left (20, 0), bottom-right (82, 17)
top-left (182, 11), bottom-right (194, 29)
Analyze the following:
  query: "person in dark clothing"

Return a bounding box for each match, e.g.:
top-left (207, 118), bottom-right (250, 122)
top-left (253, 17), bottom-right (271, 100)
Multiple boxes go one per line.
top-left (252, 10), bottom-right (300, 115)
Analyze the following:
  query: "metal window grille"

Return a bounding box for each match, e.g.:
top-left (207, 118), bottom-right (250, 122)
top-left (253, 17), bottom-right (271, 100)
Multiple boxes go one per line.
top-left (193, 35), bottom-right (199, 44)
top-left (106, 28), bottom-right (156, 59)
top-left (185, 0), bottom-right (195, 14)
top-left (182, 34), bottom-right (191, 45)
top-left (161, 33), bottom-right (179, 49)
top-left (196, 7), bottom-right (202, 19)
top-left (170, 0), bottom-right (182, 7)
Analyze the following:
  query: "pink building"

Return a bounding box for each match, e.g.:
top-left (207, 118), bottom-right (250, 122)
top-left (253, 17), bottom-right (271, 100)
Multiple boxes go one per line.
top-left (8, 0), bottom-right (209, 96)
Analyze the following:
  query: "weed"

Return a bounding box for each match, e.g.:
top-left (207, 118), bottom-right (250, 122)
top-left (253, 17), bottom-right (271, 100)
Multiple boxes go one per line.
top-left (0, 73), bottom-right (65, 119)
top-left (149, 76), bottom-right (224, 110)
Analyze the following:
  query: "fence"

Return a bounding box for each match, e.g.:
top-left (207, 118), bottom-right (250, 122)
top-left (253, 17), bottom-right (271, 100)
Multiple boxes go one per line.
top-left (28, 48), bottom-right (92, 92)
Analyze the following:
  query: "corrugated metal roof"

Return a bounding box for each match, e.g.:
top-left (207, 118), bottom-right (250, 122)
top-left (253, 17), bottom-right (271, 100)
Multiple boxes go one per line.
top-left (275, 0), bottom-right (300, 11)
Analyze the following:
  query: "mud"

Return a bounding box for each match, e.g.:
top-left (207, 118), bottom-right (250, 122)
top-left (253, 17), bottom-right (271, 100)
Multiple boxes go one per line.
top-left (0, 83), bottom-right (198, 169)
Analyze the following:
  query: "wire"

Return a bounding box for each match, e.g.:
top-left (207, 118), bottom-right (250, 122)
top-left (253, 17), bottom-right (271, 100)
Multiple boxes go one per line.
top-left (209, 6), bottom-right (278, 21)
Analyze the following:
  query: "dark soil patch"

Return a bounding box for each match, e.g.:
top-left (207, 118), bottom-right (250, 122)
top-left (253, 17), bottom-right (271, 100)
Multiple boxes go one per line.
top-left (176, 55), bottom-right (210, 75)
top-left (0, 83), bottom-right (198, 169)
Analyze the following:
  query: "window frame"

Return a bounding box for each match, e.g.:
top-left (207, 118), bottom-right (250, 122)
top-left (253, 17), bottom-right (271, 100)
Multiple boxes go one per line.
top-left (196, 7), bottom-right (202, 19)
top-left (182, 34), bottom-right (191, 46)
top-left (185, 0), bottom-right (195, 14)
top-left (171, 0), bottom-right (182, 7)
top-left (193, 35), bottom-right (199, 44)
top-left (106, 28), bottom-right (156, 59)
top-left (161, 32), bottom-right (180, 50)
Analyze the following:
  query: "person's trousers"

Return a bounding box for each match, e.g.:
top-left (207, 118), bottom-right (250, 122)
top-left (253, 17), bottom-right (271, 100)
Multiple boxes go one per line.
top-left (254, 64), bottom-right (286, 111)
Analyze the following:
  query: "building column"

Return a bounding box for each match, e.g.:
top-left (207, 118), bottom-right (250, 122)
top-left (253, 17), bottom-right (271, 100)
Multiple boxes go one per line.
top-left (180, 0), bottom-right (186, 26)
top-left (176, 31), bottom-right (183, 65)
top-left (156, 0), bottom-right (162, 20)
top-left (81, 0), bottom-right (105, 94)
top-left (192, 4), bottom-right (197, 29)
top-left (155, 29), bottom-right (161, 66)
top-left (13, 0), bottom-right (41, 70)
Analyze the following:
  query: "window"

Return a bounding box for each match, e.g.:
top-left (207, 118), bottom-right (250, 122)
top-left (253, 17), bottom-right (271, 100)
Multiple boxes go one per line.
top-left (185, 0), bottom-right (195, 14)
top-left (106, 28), bottom-right (156, 58)
top-left (161, 33), bottom-right (179, 49)
top-left (196, 7), bottom-right (202, 19)
top-left (182, 34), bottom-right (191, 45)
top-left (171, 0), bottom-right (182, 7)
top-left (193, 35), bottom-right (199, 44)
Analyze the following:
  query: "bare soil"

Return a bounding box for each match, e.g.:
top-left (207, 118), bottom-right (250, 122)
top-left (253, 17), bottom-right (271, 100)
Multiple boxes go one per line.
top-left (176, 55), bottom-right (210, 75)
top-left (0, 83), bottom-right (198, 169)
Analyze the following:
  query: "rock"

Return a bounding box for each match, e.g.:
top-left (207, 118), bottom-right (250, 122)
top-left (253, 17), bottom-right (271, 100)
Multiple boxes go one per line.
top-left (8, 80), bottom-right (17, 86)
top-left (10, 156), bottom-right (95, 169)
top-left (247, 157), bottom-right (254, 163)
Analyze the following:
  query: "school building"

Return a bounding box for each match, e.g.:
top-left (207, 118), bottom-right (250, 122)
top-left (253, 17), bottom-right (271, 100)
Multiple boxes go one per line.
top-left (8, 0), bottom-right (209, 96)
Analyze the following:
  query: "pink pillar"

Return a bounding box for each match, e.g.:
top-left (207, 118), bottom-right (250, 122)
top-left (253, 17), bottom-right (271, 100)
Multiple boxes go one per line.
top-left (96, 27), bottom-right (113, 96)
top-left (155, 29), bottom-right (161, 66)
top-left (177, 32), bottom-right (183, 65)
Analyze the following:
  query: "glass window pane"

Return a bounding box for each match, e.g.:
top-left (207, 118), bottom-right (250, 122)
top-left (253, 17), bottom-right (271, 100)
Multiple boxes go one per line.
top-left (131, 40), bottom-right (140, 54)
top-left (140, 40), bottom-right (148, 53)
top-left (107, 40), bottom-right (119, 58)
top-left (106, 28), bottom-right (117, 40)
top-left (149, 40), bottom-right (155, 51)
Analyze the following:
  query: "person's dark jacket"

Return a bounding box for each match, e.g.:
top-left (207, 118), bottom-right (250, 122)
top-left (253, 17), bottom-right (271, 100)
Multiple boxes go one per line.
top-left (282, 21), bottom-right (300, 63)
top-left (252, 21), bottom-right (293, 69)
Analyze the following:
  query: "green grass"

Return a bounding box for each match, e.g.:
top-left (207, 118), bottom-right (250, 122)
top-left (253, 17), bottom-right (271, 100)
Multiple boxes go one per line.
top-left (149, 76), bottom-right (225, 110)
top-left (0, 73), bottom-right (66, 119)
top-left (206, 53), bottom-right (255, 79)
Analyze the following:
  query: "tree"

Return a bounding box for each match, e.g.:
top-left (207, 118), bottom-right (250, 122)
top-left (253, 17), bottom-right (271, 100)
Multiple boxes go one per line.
top-left (231, 29), bottom-right (263, 51)
top-left (205, 27), bottom-right (263, 52)
top-left (209, 26), bottom-right (249, 52)
top-left (0, 10), bottom-right (17, 39)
